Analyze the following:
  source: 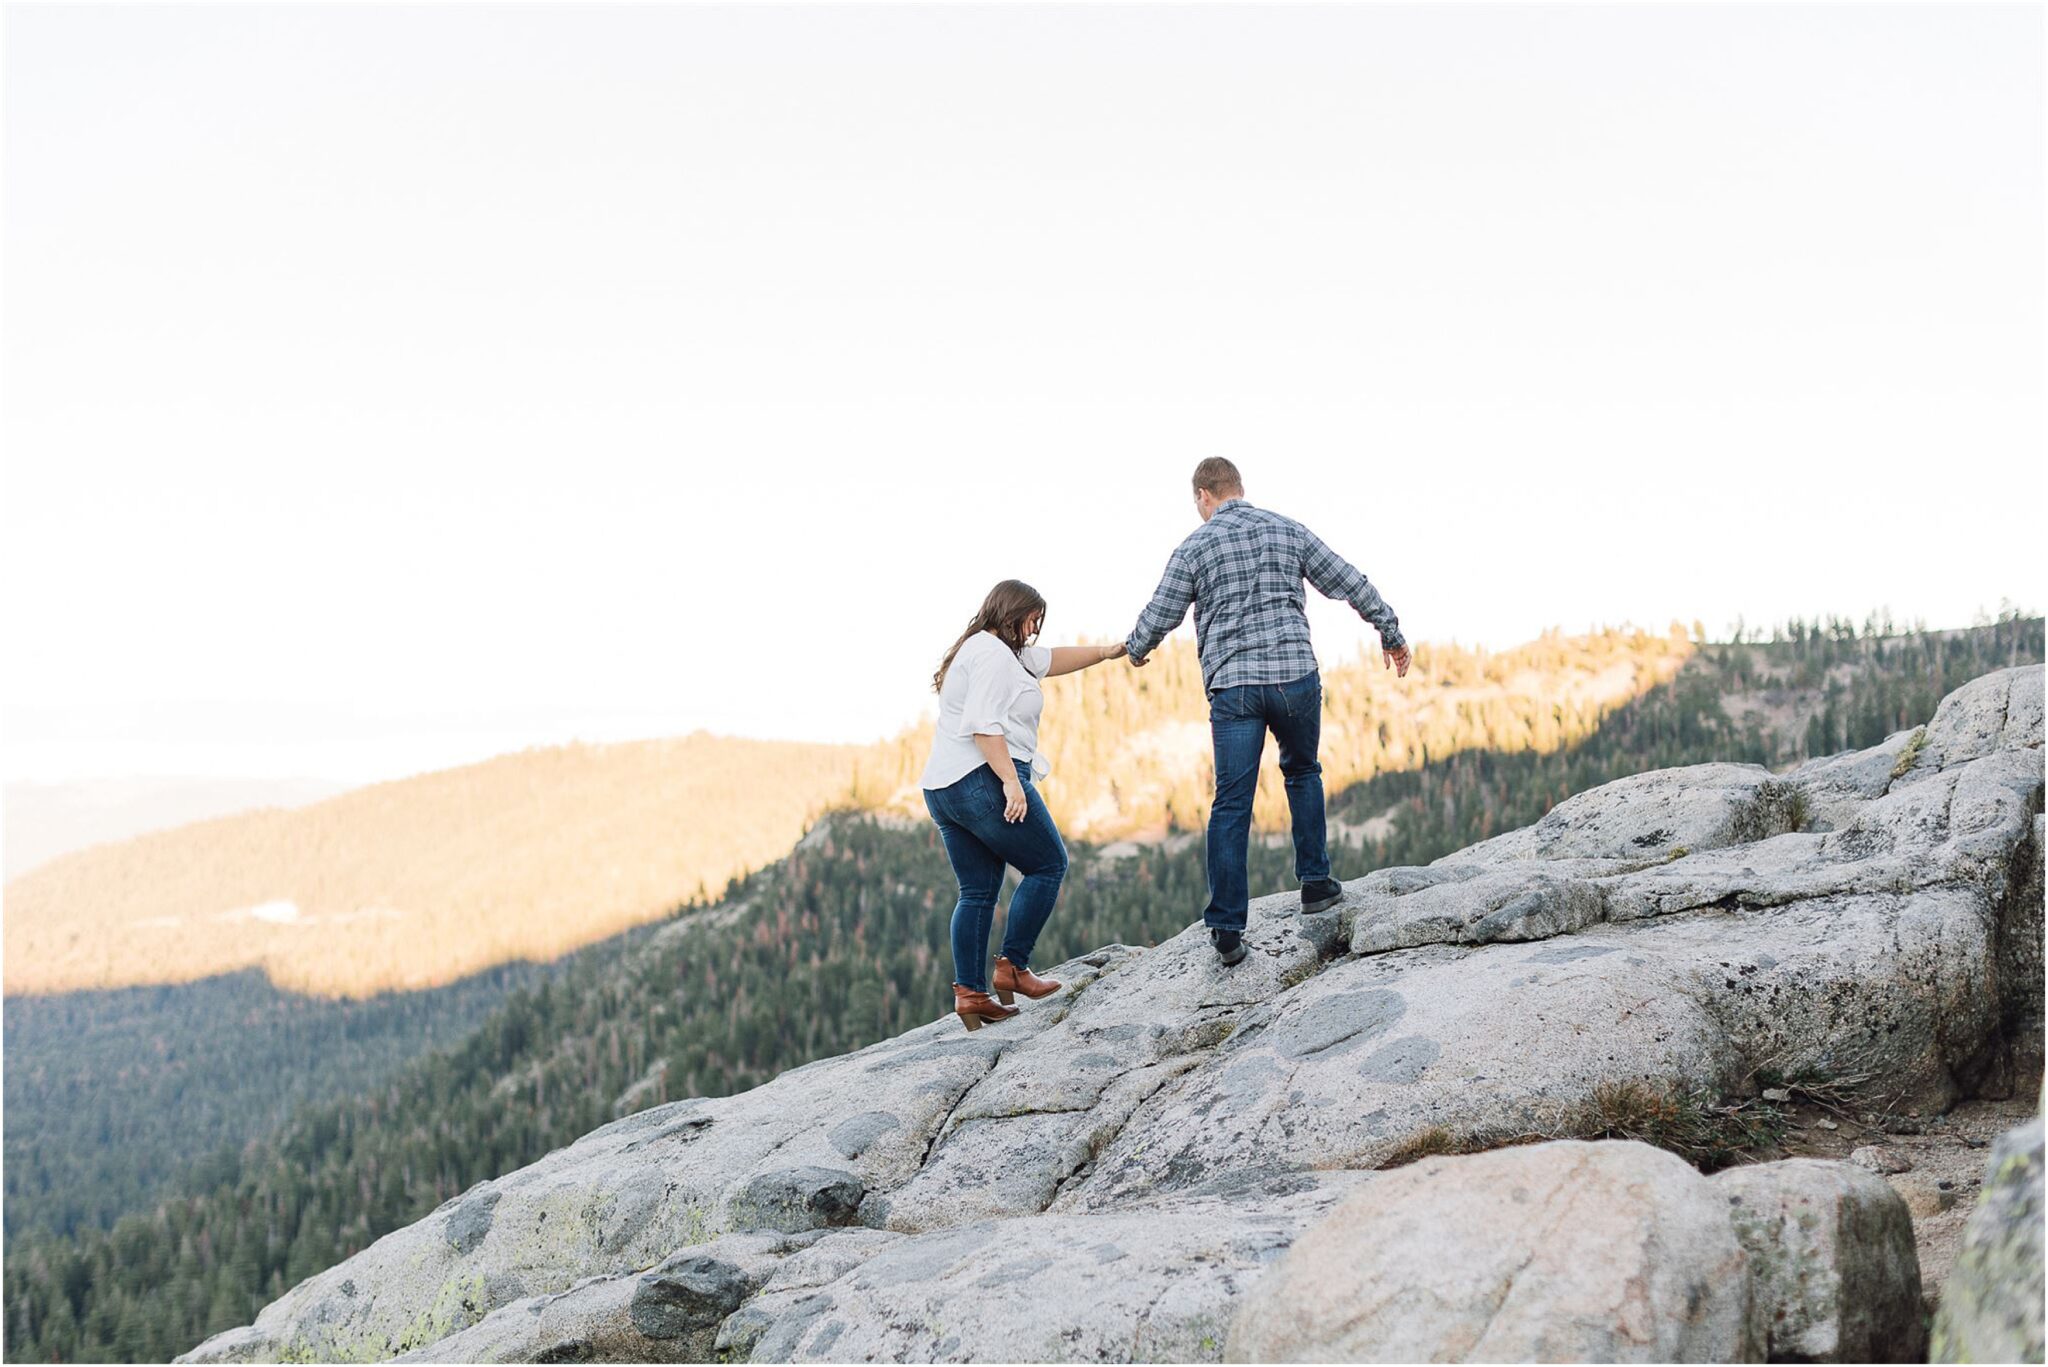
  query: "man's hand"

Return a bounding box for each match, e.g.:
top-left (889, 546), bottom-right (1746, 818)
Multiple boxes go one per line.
top-left (1383, 644), bottom-right (1412, 678)
top-left (1128, 652), bottom-right (1148, 668)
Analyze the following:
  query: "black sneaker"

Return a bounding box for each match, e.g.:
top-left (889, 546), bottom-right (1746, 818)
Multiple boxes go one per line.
top-left (1301, 878), bottom-right (1345, 914)
top-left (1211, 928), bottom-right (1247, 966)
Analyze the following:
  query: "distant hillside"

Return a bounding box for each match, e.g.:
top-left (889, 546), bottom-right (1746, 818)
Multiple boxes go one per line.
top-left (9, 616), bottom-right (2036, 1002)
top-left (2, 735), bottom-right (870, 999)
top-left (3, 629), bottom-right (1699, 1000)
top-left (2, 776), bottom-right (349, 879)
top-left (943, 621), bottom-right (1701, 839)
top-left (3, 959), bottom-right (562, 1245)
top-left (1324, 614), bottom-right (2048, 861)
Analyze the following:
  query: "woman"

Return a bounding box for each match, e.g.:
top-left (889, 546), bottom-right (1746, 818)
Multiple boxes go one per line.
top-left (922, 580), bottom-right (1126, 1031)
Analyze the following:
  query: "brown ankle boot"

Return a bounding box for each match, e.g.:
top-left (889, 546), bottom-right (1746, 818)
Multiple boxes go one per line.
top-left (954, 985), bottom-right (1019, 1031)
top-left (992, 956), bottom-right (1061, 1005)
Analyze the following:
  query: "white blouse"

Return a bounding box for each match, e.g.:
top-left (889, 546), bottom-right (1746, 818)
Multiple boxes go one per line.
top-left (921, 631), bottom-right (1054, 790)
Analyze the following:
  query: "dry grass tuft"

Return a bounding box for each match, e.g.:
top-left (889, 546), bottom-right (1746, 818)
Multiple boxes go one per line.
top-left (1559, 1078), bottom-right (1788, 1171)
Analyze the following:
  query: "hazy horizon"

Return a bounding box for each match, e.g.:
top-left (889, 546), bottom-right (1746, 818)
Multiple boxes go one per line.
top-left (2, 608), bottom-right (2035, 791)
top-left (5, 4), bottom-right (2041, 788)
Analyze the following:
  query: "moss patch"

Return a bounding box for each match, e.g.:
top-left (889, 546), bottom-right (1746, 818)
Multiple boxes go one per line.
top-left (390, 1269), bottom-right (491, 1357)
top-left (1891, 727), bottom-right (1929, 780)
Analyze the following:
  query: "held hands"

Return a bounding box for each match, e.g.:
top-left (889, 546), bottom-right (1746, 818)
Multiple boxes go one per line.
top-left (1002, 778), bottom-right (1028, 823)
top-left (1383, 644), bottom-right (1412, 678)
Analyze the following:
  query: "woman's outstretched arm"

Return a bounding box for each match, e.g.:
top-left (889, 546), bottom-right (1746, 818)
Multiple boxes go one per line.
top-left (1043, 642), bottom-right (1127, 678)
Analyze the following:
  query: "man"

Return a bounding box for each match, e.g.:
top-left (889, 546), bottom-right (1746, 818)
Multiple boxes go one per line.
top-left (1124, 458), bottom-right (1411, 965)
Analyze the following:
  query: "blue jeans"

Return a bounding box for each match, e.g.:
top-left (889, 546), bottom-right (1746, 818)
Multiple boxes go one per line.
top-left (923, 760), bottom-right (1068, 993)
top-left (1205, 669), bottom-right (1330, 932)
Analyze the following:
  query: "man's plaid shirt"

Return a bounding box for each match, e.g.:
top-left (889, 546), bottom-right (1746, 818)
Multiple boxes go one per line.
top-left (1124, 499), bottom-right (1404, 693)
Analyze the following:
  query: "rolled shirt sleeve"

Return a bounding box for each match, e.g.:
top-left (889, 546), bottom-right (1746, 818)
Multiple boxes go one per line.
top-left (950, 649), bottom-right (1016, 738)
top-left (1017, 644), bottom-right (1053, 678)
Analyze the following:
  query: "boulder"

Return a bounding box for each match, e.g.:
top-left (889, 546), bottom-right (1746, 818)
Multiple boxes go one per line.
top-left (1849, 1145), bottom-right (1912, 1175)
top-left (1890, 1172), bottom-right (1958, 1219)
top-left (1226, 1145), bottom-right (1926, 1365)
top-left (1931, 1116), bottom-right (2045, 1364)
top-left (1444, 762), bottom-right (1808, 863)
top-left (727, 1167), bottom-right (865, 1234)
top-left (1914, 664), bottom-right (2044, 773)
top-left (1713, 1158), bottom-right (1924, 1362)
top-left (1226, 1141), bottom-right (1761, 1362)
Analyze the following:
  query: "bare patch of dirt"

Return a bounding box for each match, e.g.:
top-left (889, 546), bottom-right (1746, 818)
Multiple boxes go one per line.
top-left (1740, 1093), bottom-right (2038, 1314)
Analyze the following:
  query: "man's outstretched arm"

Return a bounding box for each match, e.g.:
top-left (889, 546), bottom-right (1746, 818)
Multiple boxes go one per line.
top-left (1124, 545), bottom-right (1197, 664)
top-left (1302, 529), bottom-right (1410, 673)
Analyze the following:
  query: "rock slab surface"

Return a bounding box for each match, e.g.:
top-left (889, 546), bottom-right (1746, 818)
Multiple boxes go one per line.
top-left (177, 667), bottom-right (2043, 1365)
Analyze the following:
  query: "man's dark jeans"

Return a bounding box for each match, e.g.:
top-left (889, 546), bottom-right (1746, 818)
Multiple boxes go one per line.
top-left (1204, 670), bottom-right (1329, 933)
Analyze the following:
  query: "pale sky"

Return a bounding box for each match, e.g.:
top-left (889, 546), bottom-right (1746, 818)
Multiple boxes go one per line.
top-left (3, 2), bottom-right (2042, 785)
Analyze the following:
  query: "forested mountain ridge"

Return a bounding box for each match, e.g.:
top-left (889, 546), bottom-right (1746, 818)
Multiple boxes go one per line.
top-left (1323, 615), bottom-right (2045, 867)
top-left (861, 621), bottom-right (1701, 839)
top-left (3, 734), bottom-right (873, 999)
top-left (3, 777), bottom-right (350, 881)
top-left (5, 624), bottom-right (1704, 1000)
top-left (14, 614), bottom-right (1984, 1003)
top-left (2, 959), bottom-right (570, 1246)
top-left (4, 615), bottom-right (2039, 1364)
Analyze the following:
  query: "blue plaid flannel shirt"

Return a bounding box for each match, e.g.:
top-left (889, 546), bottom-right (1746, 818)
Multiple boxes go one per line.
top-left (1124, 500), bottom-right (1405, 693)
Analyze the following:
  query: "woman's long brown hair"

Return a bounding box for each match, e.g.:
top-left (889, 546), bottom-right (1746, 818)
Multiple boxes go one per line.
top-left (933, 579), bottom-right (1047, 692)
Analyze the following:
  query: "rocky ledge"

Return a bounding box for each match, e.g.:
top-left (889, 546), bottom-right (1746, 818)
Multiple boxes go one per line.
top-left (182, 667), bottom-right (2044, 1364)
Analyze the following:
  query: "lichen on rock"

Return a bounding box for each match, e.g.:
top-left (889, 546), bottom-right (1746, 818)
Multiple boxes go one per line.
top-left (1931, 1115), bottom-right (2045, 1365)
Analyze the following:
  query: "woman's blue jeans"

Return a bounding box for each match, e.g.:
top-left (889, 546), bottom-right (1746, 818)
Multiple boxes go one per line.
top-left (1206, 669), bottom-right (1330, 933)
top-left (923, 760), bottom-right (1068, 993)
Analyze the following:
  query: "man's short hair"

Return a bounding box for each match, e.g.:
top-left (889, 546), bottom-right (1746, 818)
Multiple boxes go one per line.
top-left (1191, 457), bottom-right (1243, 496)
